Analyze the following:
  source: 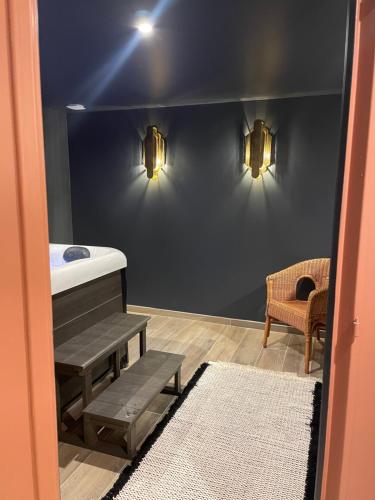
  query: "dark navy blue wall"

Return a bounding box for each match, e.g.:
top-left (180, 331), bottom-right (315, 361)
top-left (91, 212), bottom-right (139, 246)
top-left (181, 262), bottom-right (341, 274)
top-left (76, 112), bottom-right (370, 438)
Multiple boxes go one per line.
top-left (43, 108), bottom-right (73, 243)
top-left (68, 94), bottom-right (341, 320)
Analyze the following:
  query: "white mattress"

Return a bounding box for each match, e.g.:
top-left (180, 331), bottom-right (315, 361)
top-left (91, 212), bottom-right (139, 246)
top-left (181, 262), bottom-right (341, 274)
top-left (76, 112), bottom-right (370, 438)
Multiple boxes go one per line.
top-left (49, 244), bottom-right (127, 295)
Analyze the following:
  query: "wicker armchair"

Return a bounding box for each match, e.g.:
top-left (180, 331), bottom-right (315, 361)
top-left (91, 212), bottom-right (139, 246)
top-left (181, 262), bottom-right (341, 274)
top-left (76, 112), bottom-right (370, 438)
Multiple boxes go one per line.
top-left (263, 258), bottom-right (330, 374)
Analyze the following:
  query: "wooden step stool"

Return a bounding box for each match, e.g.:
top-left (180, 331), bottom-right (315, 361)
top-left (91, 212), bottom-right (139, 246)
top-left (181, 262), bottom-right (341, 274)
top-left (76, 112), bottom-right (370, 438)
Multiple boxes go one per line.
top-left (54, 312), bottom-right (150, 437)
top-left (82, 350), bottom-right (185, 458)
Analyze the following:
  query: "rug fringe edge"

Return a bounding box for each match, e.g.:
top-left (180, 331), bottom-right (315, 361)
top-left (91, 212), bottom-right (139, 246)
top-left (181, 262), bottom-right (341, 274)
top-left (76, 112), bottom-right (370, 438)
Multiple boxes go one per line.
top-left (304, 381), bottom-right (322, 500)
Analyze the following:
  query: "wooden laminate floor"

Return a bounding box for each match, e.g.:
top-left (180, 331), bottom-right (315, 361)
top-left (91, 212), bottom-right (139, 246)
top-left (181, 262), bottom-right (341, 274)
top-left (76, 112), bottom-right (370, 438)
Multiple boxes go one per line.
top-left (59, 314), bottom-right (324, 500)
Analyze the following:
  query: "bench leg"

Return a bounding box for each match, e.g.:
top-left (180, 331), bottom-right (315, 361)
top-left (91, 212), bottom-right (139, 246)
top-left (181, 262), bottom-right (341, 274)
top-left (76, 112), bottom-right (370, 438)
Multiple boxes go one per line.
top-left (126, 424), bottom-right (137, 459)
top-left (120, 342), bottom-right (129, 368)
top-left (139, 329), bottom-right (147, 356)
top-left (174, 367), bottom-right (182, 394)
top-left (84, 415), bottom-right (98, 448)
top-left (112, 350), bottom-right (121, 380)
top-left (82, 371), bottom-right (93, 408)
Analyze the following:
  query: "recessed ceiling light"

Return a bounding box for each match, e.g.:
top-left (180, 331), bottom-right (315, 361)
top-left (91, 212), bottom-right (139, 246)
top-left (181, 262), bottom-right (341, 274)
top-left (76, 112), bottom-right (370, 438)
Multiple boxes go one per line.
top-left (137, 22), bottom-right (153, 36)
top-left (66, 104), bottom-right (86, 110)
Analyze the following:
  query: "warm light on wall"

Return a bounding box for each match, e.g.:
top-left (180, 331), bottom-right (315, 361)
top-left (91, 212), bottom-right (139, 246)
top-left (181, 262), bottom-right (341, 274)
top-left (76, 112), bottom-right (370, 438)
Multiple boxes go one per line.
top-left (142, 126), bottom-right (166, 180)
top-left (244, 119), bottom-right (273, 178)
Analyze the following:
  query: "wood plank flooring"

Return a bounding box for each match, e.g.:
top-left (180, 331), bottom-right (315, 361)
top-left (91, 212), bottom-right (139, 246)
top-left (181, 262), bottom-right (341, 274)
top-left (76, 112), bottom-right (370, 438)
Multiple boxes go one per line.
top-left (59, 314), bottom-right (324, 500)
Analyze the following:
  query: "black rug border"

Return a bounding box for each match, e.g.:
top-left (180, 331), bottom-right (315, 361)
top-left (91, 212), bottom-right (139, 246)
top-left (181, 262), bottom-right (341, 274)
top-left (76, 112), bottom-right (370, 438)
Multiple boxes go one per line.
top-left (304, 381), bottom-right (322, 500)
top-left (102, 362), bottom-right (210, 500)
top-left (102, 364), bottom-right (322, 500)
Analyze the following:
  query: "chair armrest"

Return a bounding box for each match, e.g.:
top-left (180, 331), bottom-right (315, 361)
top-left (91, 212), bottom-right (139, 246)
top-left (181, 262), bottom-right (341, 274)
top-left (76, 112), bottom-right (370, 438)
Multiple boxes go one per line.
top-left (307, 287), bottom-right (329, 319)
top-left (266, 268), bottom-right (298, 301)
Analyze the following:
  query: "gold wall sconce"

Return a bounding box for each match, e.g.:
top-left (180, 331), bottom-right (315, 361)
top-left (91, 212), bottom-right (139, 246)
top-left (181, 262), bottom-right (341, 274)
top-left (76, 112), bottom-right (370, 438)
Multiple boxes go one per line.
top-left (244, 119), bottom-right (273, 178)
top-left (142, 125), bottom-right (166, 180)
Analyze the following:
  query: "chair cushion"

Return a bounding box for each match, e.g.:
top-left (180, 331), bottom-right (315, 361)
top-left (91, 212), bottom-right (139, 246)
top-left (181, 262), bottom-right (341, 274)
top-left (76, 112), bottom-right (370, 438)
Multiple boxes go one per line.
top-left (268, 299), bottom-right (308, 332)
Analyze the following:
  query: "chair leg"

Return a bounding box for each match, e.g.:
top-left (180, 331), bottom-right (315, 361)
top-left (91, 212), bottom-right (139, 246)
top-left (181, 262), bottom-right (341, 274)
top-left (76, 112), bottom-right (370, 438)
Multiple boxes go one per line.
top-left (304, 335), bottom-right (312, 374)
top-left (263, 316), bottom-right (272, 348)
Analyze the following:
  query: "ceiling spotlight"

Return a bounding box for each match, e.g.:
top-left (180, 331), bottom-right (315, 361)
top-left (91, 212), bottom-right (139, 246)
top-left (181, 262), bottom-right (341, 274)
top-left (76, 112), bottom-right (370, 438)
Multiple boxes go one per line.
top-left (137, 21), bottom-right (153, 36)
top-left (66, 104), bottom-right (86, 111)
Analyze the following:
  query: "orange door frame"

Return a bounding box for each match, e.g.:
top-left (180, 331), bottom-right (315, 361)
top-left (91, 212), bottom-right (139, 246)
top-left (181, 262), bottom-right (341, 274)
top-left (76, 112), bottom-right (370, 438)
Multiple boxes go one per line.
top-left (0, 0), bottom-right (60, 499)
top-left (321, 0), bottom-right (375, 499)
top-left (1, 0), bottom-right (374, 499)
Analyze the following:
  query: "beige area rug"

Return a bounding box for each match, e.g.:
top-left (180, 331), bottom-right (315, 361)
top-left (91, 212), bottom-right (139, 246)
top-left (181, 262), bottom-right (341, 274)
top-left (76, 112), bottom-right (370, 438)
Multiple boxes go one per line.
top-left (103, 362), bottom-right (321, 500)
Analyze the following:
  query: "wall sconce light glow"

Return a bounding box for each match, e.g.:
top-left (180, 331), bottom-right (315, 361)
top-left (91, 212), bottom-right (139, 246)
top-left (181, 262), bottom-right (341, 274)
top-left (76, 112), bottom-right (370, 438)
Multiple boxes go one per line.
top-left (66, 104), bottom-right (86, 111)
top-left (244, 119), bottom-right (273, 178)
top-left (137, 21), bottom-right (154, 36)
top-left (142, 126), bottom-right (166, 180)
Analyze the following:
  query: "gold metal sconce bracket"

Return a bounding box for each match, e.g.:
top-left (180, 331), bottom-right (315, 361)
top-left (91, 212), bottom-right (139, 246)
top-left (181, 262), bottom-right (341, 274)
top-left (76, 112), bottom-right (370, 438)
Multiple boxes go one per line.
top-left (142, 125), bottom-right (166, 179)
top-left (244, 119), bottom-right (273, 178)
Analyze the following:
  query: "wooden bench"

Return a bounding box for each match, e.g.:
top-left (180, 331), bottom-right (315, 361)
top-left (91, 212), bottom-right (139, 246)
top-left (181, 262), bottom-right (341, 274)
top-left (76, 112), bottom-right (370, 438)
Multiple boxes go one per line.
top-left (54, 312), bottom-right (150, 435)
top-left (83, 350), bottom-right (185, 458)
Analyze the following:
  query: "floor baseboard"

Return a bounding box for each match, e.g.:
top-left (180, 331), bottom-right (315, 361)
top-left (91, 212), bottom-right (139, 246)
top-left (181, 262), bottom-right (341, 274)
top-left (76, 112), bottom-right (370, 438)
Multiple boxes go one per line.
top-left (127, 304), bottom-right (301, 335)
